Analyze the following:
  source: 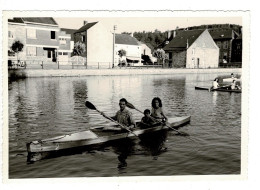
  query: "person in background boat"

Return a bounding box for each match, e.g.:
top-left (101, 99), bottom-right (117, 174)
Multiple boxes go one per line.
top-left (101, 98), bottom-right (136, 130)
top-left (140, 109), bottom-right (157, 128)
top-left (229, 80), bottom-right (241, 90)
top-left (210, 78), bottom-right (220, 91)
top-left (231, 73), bottom-right (235, 79)
top-left (151, 97), bottom-right (168, 122)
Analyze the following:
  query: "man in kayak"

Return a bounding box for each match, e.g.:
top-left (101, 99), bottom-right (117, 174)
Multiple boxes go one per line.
top-left (102, 98), bottom-right (136, 130)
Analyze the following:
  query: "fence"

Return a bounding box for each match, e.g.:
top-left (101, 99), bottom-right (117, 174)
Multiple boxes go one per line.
top-left (219, 62), bottom-right (242, 68)
top-left (8, 60), bottom-right (164, 70)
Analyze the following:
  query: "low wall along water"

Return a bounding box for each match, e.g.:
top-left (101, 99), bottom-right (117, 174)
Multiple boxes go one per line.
top-left (8, 68), bottom-right (242, 78)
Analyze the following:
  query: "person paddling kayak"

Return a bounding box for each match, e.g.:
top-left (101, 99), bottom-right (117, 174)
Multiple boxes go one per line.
top-left (101, 98), bottom-right (136, 130)
top-left (210, 78), bottom-right (220, 91)
top-left (151, 97), bottom-right (168, 122)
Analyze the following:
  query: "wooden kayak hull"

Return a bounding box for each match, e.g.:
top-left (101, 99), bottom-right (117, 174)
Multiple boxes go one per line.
top-left (195, 86), bottom-right (241, 93)
top-left (27, 116), bottom-right (190, 154)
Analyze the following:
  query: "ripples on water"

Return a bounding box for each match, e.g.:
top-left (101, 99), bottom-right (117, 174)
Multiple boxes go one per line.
top-left (8, 73), bottom-right (241, 178)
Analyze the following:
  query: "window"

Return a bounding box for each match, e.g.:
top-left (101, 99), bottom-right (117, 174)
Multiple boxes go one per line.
top-left (51, 31), bottom-right (56, 39)
top-left (8, 30), bottom-right (14, 38)
top-left (217, 41), bottom-right (221, 48)
top-left (27, 47), bottom-right (37, 56)
top-left (223, 41), bottom-right (228, 49)
top-left (27, 28), bottom-right (36, 39)
top-left (82, 35), bottom-right (86, 42)
top-left (59, 37), bottom-right (66, 44)
top-left (58, 52), bottom-right (62, 55)
top-left (63, 52), bottom-right (68, 55)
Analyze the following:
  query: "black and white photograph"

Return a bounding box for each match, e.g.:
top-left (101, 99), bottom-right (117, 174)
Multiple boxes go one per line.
top-left (0, 9), bottom-right (253, 188)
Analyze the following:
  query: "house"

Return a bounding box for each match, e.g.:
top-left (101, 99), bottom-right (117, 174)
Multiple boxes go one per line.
top-left (73, 21), bottom-right (113, 68)
top-left (115, 34), bottom-right (142, 66)
top-left (8, 17), bottom-right (63, 64)
top-left (8, 18), bottom-right (27, 62)
top-left (209, 28), bottom-right (239, 63)
top-left (231, 33), bottom-right (242, 63)
top-left (57, 29), bottom-right (73, 64)
top-left (163, 29), bottom-right (219, 68)
top-left (138, 41), bottom-right (157, 64)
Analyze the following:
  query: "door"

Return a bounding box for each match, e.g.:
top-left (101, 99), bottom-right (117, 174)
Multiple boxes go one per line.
top-left (197, 58), bottom-right (200, 68)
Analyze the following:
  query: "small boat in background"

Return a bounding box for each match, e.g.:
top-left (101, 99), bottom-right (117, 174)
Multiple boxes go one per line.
top-left (195, 86), bottom-right (241, 93)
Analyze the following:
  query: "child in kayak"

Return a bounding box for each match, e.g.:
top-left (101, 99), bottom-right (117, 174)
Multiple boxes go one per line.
top-left (140, 109), bottom-right (157, 128)
top-left (151, 97), bottom-right (168, 122)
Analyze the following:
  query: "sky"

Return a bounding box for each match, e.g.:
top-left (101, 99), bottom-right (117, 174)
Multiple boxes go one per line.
top-left (54, 17), bottom-right (242, 33)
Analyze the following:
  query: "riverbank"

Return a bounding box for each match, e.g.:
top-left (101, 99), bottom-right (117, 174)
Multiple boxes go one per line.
top-left (8, 68), bottom-right (242, 78)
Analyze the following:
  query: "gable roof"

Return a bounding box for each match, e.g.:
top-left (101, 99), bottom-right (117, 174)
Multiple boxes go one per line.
top-left (8, 18), bottom-right (24, 24)
top-left (115, 34), bottom-right (139, 45)
top-left (8, 17), bottom-right (58, 26)
top-left (163, 29), bottom-right (204, 51)
top-left (75, 22), bottom-right (98, 34)
top-left (60, 28), bottom-right (77, 41)
top-left (208, 29), bottom-right (235, 40)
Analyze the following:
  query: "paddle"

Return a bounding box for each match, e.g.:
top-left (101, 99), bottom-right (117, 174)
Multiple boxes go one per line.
top-left (126, 101), bottom-right (189, 136)
top-left (85, 101), bottom-right (137, 136)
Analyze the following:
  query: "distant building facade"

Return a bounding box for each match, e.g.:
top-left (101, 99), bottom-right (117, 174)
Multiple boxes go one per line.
top-left (163, 29), bottom-right (219, 68)
top-left (162, 24), bottom-right (242, 64)
top-left (115, 34), bottom-right (142, 66)
top-left (73, 21), bottom-right (113, 67)
top-left (8, 17), bottom-right (71, 64)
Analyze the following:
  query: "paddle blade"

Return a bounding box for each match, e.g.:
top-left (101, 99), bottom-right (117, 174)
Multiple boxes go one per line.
top-left (85, 101), bottom-right (96, 110)
top-left (126, 102), bottom-right (136, 109)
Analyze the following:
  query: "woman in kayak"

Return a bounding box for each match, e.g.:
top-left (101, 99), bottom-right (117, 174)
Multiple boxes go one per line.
top-left (151, 97), bottom-right (168, 122)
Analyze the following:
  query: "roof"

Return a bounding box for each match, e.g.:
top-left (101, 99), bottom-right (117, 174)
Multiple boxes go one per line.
top-left (8, 18), bottom-right (24, 24)
top-left (8, 17), bottom-right (58, 26)
top-left (208, 29), bottom-right (234, 40)
top-left (115, 34), bottom-right (139, 45)
top-left (163, 29), bottom-right (204, 51)
top-left (60, 28), bottom-right (77, 41)
top-left (75, 22), bottom-right (98, 34)
top-left (236, 33), bottom-right (242, 40)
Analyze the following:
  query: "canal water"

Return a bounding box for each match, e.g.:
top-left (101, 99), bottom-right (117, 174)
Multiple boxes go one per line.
top-left (8, 73), bottom-right (242, 178)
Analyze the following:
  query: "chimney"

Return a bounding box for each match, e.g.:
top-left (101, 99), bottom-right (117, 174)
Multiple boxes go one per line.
top-left (83, 20), bottom-right (88, 25)
top-left (173, 30), bottom-right (176, 38)
top-left (167, 30), bottom-right (172, 39)
top-left (130, 33), bottom-right (133, 37)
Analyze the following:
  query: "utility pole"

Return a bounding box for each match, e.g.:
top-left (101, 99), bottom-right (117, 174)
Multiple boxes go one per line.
top-left (112, 25), bottom-right (117, 68)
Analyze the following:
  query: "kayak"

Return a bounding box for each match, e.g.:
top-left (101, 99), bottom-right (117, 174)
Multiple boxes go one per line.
top-left (195, 86), bottom-right (241, 93)
top-left (27, 116), bottom-right (191, 155)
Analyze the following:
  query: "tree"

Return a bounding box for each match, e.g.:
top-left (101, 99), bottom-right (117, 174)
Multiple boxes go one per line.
top-left (73, 41), bottom-right (86, 65)
top-left (11, 40), bottom-right (24, 63)
top-left (73, 41), bottom-right (86, 56)
top-left (118, 49), bottom-right (127, 67)
top-left (118, 49), bottom-right (126, 57)
top-left (153, 49), bottom-right (169, 67)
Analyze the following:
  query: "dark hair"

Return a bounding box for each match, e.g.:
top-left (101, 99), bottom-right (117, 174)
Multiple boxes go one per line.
top-left (144, 109), bottom-right (150, 114)
top-left (231, 73), bottom-right (234, 75)
top-left (151, 97), bottom-right (162, 108)
top-left (119, 98), bottom-right (127, 104)
top-left (214, 78), bottom-right (219, 82)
